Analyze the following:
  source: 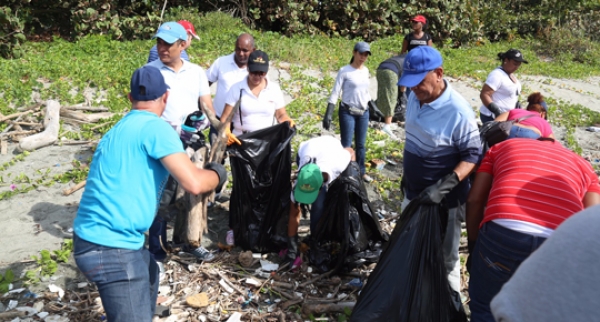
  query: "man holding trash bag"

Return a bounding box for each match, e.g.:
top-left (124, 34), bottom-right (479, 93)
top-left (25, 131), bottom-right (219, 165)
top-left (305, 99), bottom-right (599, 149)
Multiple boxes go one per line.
top-left (398, 46), bottom-right (481, 292)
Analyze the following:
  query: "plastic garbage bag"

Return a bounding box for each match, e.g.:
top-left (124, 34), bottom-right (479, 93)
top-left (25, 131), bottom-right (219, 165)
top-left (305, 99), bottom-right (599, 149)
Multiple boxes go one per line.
top-left (227, 123), bottom-right (295, 252)
top-left (350, 200), bottom-right (467, 322)
top-left (308, 161), bottom-right (388, 273)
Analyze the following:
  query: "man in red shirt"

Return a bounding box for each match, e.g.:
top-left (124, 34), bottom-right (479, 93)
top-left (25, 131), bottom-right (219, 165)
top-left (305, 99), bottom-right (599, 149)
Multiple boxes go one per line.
top-left (466, 137), bottom-right (600, 321)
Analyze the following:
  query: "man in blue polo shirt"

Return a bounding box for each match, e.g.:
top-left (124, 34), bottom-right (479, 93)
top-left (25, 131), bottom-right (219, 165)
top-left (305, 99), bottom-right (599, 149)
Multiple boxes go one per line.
top-left (73, 66), bottom-right (227, 322)
top-left (398, 46), bottom-right (480, 293)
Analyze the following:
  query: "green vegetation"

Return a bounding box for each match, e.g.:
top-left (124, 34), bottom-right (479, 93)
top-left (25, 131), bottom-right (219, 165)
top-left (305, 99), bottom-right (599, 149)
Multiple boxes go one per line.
top-left (0, 269), bottom-right (15, 293)
top-left (24, 239), bottom-right (73, 285)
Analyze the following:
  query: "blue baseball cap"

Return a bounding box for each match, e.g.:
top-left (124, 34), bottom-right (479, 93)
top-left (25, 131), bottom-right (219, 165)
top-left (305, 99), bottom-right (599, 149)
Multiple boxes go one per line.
top-left (354, 41), bottom-right (371, 55)
top-left (152, 21), bottom-right (188, 44)
top-left (130, 66), bottom-right (169, 101)
top-left (397, 46), bottom-right (443, 87)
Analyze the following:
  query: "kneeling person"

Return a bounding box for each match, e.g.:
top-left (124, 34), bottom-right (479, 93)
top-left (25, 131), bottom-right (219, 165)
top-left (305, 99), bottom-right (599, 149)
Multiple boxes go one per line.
top-left (286, 136), bottom-right (355, 263)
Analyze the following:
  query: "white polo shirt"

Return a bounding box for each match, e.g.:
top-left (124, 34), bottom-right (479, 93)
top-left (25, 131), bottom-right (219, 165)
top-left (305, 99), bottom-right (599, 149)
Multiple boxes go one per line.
top-left (146, 59), bottom-right (210, 132)
top-left (291, 136), bottom-right (352, 203)
top-left (206, 53), bottom-right (249, 117)
top-left (224, 76), bottom-right (285, 136)
top-left (479, 67), bottom-right (522, 117)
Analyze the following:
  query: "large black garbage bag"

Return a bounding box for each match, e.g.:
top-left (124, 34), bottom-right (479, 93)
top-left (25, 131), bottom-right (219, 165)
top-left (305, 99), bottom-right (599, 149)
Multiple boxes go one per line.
top-left (350, 200), bottom-right (467, 322)
top-left (308, 161), bottom-right (388, 273)
top-left (227, 123), bottom-right (295, 252)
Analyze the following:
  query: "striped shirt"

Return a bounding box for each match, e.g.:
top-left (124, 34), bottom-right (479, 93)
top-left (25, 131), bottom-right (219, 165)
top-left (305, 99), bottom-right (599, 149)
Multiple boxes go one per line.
top-left (403, 81), bottom-right (481, 206)
top-left (478, 138), bottom-right (600, 229)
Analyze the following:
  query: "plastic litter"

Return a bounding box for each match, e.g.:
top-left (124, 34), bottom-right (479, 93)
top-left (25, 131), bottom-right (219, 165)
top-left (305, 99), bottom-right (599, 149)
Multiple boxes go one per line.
top-left (259, 260), bottom-right (279, 272)
top-left (48, 284), bottom-right (64, 299)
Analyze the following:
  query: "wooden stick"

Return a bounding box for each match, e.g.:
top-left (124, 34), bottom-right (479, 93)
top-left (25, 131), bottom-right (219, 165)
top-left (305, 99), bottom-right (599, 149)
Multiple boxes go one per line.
top-left (60, 140), bottom-right (95, 145)
top-left (299, 270), bottom-right (334, 288)
top-left (1, 130), bottom-right (38, 138)
top-left (62, 106), bottom-right (109, 112)
top-left (0, 311), bottom-right (26, 319)
top-left (60, 109), bottom-right (113, 123)
top-left (63, 180), bottom-right (86, 196)
top-left (10, 121), bottom-right (42, 127)
top-left (0, 110), bottom-right (39, 123)
top-left (301, 301), bottom-right (356, 316)
top-left (90, 121), bottom-right (112, 131)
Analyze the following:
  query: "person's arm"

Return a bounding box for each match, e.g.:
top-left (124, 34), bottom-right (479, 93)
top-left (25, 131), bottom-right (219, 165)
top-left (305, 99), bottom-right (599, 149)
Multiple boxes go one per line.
top-left (453, 161), bottom-right (477, 181)
top-left (495, 111), bottom-right (509, 121)
top-left (400, 39), bottom-right (408, 54)
top-left (584, 192), bottom-right (600, 208)
top-left (220, 103), bottom-right (240, 145)
top-left (466, 172), bottom-right (493, 242)
top-left (275, 107), bottom-right (294, 127)
top-left (288, 202), bottom-right (301, 237)
top-left (480, 83), bottom-right (495, 107)
top-left (328, 69), bottom-right (345, 104)
top-left (161, 153), bottom-right (220, 195)
top-left (427, 36), bottom-right (433, 47)
top-left (199, 94), bottom-right (215, 115)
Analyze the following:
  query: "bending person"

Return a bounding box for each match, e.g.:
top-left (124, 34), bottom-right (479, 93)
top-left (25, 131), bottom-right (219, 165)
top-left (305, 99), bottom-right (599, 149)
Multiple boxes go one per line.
top-left (494, 92), bottom-right (553, 139)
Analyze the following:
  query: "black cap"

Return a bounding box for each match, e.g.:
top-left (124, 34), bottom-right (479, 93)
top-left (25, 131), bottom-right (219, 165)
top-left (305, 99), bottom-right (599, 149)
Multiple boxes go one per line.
top-left (504, 49), bottom-right (528, 64)
top-left (248, 50), bottom-right (269, 73)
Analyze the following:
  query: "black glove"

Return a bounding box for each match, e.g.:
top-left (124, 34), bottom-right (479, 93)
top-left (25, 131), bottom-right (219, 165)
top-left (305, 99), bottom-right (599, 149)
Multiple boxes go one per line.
top-left (466, 239), bottom-right (476, 273)
top-left (417, 172), bottom-right (460, 204)
top-left (204, 162), bottom-right (227, 192)
top-left (368, 100), bottom-right (384, 120)
top-left (323, 103), bottom-right (335, 130)
top-left (285, 235), bottom-right (299, 264)
top-left (487, 102), bottom-right (503, 117)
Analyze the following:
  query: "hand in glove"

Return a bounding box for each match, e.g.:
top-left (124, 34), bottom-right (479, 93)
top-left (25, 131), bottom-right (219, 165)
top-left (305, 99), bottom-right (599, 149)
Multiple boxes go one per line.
top-left (417, 172), bottom-right (460, 204)
top-left (204, 162), bottom-right (227, 192)
top-left (225, 127), bottom-right (241, 146)
top-left (323, 103), bottom-right (335, 130)
top-left (487, 102), bottom-right (503, 118)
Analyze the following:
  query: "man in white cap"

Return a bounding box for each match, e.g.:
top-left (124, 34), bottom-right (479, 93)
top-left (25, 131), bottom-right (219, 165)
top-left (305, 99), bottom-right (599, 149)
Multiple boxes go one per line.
top-left (398, 46), bottom-right (480, 292)
top-left (147, 20), bottom-right (200, 63)
top-left (145, 21), bottom-right (216, 263)
top-left (285, 136), bottom-right (355, 265)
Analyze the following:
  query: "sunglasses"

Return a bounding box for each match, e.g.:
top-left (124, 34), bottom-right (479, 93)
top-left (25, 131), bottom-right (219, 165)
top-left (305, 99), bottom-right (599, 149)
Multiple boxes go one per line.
top-left (250, 71), bottom-right (266, 77)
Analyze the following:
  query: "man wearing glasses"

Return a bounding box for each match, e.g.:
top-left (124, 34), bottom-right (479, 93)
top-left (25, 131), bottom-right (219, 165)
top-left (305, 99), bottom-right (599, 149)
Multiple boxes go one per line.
top-left (397, 46), bottom-right (481, 293)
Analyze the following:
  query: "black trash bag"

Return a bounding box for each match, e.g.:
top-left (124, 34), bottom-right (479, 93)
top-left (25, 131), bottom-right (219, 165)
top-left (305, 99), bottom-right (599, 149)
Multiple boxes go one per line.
top-left (227, 122), bottom-right (296, 252)
top-left (392, 90), bottom-right (407, 122)
top-left (350, 200), bottom-right (467, 322)
top-left (308, 161), bottom-right (388, 273)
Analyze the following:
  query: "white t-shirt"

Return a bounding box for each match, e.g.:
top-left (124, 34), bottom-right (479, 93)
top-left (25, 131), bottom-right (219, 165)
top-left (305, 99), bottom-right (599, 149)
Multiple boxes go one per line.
top-left (291, 136), bottom-right (352, 202)
top-left (146, 59), bottom-right (211, 132)
top-left (224, 77), bottom-right (285, 136)
top-left (328, 65), bottom-right (371, 109)
top-left (479, 67), bottom-right (521, 117)
top-left (205, 53), bottom-right (248, 117)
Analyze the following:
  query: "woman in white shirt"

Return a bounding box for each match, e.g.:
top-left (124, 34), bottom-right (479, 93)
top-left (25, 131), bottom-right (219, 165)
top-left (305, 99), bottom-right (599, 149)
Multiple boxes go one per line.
top-left (323, 41), bottom-right (373, 182)
top-left (479, 49), bottom-right (527, 124)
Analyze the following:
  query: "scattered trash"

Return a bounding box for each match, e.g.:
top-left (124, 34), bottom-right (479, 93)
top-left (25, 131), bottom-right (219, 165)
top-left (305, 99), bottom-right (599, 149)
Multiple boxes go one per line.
top-left (370, 159), bottom-right (386, 171)
top-left (586, 126), bottom-right (600, 132)
top-left (226, 312), bottom-right (243, 322)
top-left (244, 278), bottom-right (260, 286)
top-left (347, 278), bottom-right (363, 288)
top-left (259, 259), bottom-right (279, 272)
top-left (186, 292), bottom-right (209, 308)
top-left (219, 279), bottom-right (234, 294)
top-left (8, 288), bottom-right (25, 294)
top-left (7, 300), bottom-right (17, 310)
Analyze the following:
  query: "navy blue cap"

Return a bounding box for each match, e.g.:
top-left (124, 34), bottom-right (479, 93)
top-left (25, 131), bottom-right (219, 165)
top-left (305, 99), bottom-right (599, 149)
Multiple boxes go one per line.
top-left (354, 41), bottom-right (371, 55)
top-left (397, 46), bottom-right (443, 87)
top-left (130, 66), bottom-right (169, 101)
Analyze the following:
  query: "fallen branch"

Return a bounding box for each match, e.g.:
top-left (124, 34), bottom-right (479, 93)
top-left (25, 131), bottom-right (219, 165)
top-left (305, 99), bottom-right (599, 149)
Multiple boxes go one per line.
top-left (90, 121), bottom-right (112, 131)
top-left (60, 109), bottom-right (114, 123)
top-left (0, 311), bottom-right (27, 319)
top-left (63, 180), bottom-right (86, 196)
top-left (301, 301), bottom-right (355, 316)
top-left (299, 270), bottom-right (334, 288)
top-left (63, 106), bottom-right (109, 112)
top-left (0, 110), bottom-right (41, 123)
top-left (18, 100), bottom-right (60, 151)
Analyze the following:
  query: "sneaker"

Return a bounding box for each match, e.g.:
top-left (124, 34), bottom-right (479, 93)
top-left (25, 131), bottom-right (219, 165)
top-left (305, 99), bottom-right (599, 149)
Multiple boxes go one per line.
top-left (156, 261), bottom-right (166, 282)
top-left (226, 229), bottom-right (235, 246)
top-left (381, 126), bottom-right (398, 140)
top-left (188, 246), bottom-right (216, 262)
top-left (362, 174), bottom-right (373, 183)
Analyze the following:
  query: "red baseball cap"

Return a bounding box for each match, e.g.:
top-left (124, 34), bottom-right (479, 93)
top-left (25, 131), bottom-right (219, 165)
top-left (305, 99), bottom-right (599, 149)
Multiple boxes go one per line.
top-left (178, 20), bottom-right (200, 40)
top-left (411, 15), bottom-right (427, 24)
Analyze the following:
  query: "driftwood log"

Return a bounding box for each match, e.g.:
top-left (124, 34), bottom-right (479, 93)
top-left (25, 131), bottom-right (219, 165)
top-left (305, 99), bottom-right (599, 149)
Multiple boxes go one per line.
top-left (18, 100), bottom-right (60, 151)
top-left (175, 102), bottom-right (239, 248)
top-left (59, 109), bottom-right (113, 123)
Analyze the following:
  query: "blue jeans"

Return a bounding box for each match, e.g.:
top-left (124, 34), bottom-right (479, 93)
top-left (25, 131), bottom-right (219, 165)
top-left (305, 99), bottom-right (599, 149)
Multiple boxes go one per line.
top-left (339, 107), bottom-right (369, 175)
top-left (508, 125), bottom-right (540, 139)
top-left (468, 221), bottom-right (547, 322)
top-left (480, 113), bottom-right (495, 124)
top-left (74, 234), bottom-right (159, 322)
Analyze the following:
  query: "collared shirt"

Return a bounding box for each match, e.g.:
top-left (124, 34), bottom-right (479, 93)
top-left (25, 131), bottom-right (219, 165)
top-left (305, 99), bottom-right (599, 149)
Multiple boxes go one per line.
top-left (146, 59), bottom-right (210, 132)
top-left (403, 80), bottom-right (481, 205)
top-left (206, 53), bottom-right (248, 117)
top-left (224, 76), bottom-right (285, 136)
top-left (147, 45), bottom-right (189, 63)
top-left (328, 65), bottom-right (371, 109)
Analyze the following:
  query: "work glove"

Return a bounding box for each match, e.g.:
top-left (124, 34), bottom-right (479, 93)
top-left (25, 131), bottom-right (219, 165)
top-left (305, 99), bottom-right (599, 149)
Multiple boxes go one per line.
top-left (281, 117), bottom-right (295, 128)
top-left (184, 110), bottom-right (210, 132)
top-left (204, 162), bottom-right (227, 192)
top-left (417, 172), bottom-right (460, 204)
top-left (487, 102), bottom-right (503, 118)
top-left (466, 239), bottom-right (476, 273)
top-left (225, 127), bottom-right (241, 146)
top-left (322, 103), bottom-right (335, 130)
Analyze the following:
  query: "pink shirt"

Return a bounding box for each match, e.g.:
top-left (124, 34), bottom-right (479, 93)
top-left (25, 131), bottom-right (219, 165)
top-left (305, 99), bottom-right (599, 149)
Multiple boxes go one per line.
top-left (507, 109), bottom-right (553, 137)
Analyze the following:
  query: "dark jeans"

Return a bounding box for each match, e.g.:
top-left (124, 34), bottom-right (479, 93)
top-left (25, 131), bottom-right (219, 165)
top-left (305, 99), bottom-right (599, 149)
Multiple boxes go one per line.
top-left (480, 113), bottom-right (495, 124)
top-left (74, 234), bottom-right (159, 322)
top-left (148, 216), bottom-right (167, 261)
top-left (309, 186), bottom-right (328, 233)
top-left (338, 107), bottom-right (369, 175)
top-left (468, 221), bottom-right (547, 321)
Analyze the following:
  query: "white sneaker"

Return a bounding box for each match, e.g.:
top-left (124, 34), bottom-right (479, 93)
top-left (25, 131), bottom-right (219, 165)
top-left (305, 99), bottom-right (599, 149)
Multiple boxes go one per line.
top-left (363, 174), bottom-right (374, 183)
top-left (381, 126), bottom-right (398, 140)
top-left (156, 261), bottom-right (166, 282)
